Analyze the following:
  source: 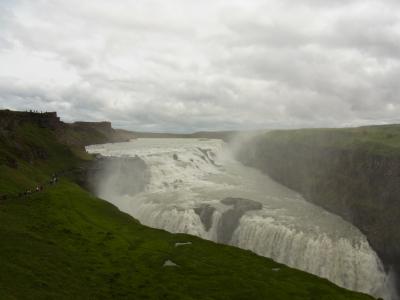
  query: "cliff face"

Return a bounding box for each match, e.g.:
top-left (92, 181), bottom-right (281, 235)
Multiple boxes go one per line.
top-left (236, 127), bottom-right (400, 290)
top-left (0, 110), bottom-right (61, 131)
top-left (59, 121), bottom-right (116, 148)
top-left (72, 121), bottom-right (114, 138)
top-left (0, 110), bottom-right (137, 150)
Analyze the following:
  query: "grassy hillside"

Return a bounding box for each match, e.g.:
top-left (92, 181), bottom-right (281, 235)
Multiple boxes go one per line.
top-left (0, 122), bottom-right (82, 195)
top-left (262, 124), bottom-right (400, 156)
top-left (0, 116), bottom-right (376, 299)
top-left (0, 181), bottom-right (375, 300)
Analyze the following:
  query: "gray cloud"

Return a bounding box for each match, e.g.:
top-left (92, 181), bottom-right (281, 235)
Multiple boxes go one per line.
top-left (1, 0), bottom-right (400, 132)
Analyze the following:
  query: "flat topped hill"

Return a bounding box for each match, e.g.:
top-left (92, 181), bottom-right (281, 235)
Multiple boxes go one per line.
top-left (261, 124), bottom-right (400, 156)
top-left (0, 109), bottom-right (136, 151)
top-left (0, 109), bottom-right (61, 130)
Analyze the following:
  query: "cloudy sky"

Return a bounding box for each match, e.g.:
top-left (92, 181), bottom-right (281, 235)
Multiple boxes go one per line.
top-left (0, 0), bottom-right (400, 132)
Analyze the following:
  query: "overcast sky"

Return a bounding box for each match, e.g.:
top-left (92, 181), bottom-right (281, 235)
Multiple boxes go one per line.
top-left (1, 0), bottom-right (400, 132)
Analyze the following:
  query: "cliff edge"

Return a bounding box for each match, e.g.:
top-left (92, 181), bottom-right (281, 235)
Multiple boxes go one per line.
top-left (236, 125), bottom-right (400, 294)
top-left (0, 109), bottom-right (136, 149)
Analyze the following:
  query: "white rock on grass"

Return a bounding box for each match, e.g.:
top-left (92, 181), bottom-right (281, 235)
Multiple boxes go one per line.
top-left (163, 260), bottom-right (179, 267)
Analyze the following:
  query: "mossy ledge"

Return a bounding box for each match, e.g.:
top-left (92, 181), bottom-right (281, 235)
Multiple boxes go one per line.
top-left (0, 110), bottom-right (375, 299)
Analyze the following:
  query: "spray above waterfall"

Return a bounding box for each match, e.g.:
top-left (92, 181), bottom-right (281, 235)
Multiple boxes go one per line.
top-left (86, 138), bottom-right (393, 299)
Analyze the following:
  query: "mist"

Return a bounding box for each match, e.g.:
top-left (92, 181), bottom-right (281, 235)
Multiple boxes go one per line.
top-left (85, 137), bottom-right (394, 299)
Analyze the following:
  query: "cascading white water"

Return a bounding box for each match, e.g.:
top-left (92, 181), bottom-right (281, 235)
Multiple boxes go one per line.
top-left (87, 138), bottom-right (393, 299)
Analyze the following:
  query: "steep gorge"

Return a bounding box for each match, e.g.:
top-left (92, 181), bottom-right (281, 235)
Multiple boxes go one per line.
top-left (235, 127), bottom-right (400, 296)
top-left (86, 138), bottom-right (391, 298)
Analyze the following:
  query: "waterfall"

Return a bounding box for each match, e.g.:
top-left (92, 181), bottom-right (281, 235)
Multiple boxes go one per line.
top-left (87, 138), bottom-right (393, 299)
top-left (232, 214), bottom-right (387, 296)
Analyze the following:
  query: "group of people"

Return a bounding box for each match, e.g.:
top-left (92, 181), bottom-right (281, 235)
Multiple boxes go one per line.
top-left (50, 173), bottom-right (58, 185)
top-left (0, 173), bottom-right (59, 201)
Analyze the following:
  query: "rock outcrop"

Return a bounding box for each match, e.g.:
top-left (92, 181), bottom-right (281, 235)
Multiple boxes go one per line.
top-left (0, 109), bottom-right (61, 131)
top-left (0, 109), bottom-right (136, 149)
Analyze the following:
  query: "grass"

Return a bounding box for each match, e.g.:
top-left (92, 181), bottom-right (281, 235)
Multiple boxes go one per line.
top-left (0, 120), bottom-right (375, 299)
top-left (0, 181), bottom-right (375, 300)
top-left (261, 124), bottom-right (400, 157)
top-left (0, 123), bottom-right (81, 194)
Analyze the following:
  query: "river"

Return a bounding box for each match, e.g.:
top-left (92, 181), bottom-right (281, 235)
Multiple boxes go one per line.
top-left (87, 138), bottom-right (393, 299)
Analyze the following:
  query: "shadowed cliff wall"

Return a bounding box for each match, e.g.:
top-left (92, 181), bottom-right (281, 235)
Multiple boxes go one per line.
top-left (236, 127), bottom-right (400, 292)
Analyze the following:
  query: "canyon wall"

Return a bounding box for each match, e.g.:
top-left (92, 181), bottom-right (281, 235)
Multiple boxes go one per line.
top-left (236, 127), bottom-right (400, 291)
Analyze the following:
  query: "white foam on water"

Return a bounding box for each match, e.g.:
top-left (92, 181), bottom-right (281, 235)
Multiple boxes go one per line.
top-left (232, 214), bottom-right (387, 296)
top-left (87, 138), bottom-right (394, 299)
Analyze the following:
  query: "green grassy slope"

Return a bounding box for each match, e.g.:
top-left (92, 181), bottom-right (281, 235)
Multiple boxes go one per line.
top-left (0, 120), bottom-right (375, 299)
top-left (57, 123), bottom-right (115, 149)
top-left (262, 124), bottom-right (400, 156)
top-left (0, 122), bottom-right (82, 195)
top-left (0, 181), bottom-right (375, 300)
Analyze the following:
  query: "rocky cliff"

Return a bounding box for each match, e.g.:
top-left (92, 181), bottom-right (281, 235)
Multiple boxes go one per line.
top-left (236, 126), bottom-right (400, 292)
top-left (0, 109), bottom-right (61, 131)
top-left (0, 109), bottom-right (135, 149)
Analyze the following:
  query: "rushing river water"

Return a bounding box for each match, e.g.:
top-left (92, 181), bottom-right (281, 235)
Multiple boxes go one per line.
top-left (87, 138), bottom-right (393, 299)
